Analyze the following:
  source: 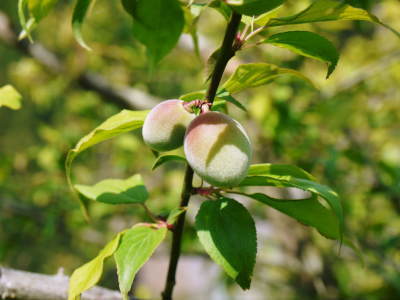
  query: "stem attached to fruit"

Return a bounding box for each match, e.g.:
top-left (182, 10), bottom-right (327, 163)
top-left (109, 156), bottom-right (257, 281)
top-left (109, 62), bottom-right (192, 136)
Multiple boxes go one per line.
top-left (161, 11), bottom-right (242, 300)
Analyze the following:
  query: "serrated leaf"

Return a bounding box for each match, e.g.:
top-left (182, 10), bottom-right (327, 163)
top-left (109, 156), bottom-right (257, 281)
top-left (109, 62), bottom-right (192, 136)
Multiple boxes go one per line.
top-left (72, 0), bottom-right (93, 50)
top-left (68, 231), bottom-right (124, 300)
top-left (195, 197), bottom-right (257, 290)
top-left (0, 85), bottom-right (22, 110)
top-left (239, 164), bottom-right (344, 241)
top-left (74, 174), bottom-right (148, 204)
top-left (65, 109), bottom-right (148, 218)
top-left (267, 0), bottom-right (400, 38)
top-left (264, 31), bottom-right (339, 78)
top-left (227, 0), bottom-right (283, 16)
top-left (152, 155), bottom-right (186, 170)
top-left (123, 0), bottom-right (184, 66)
top-left (28, 0), bottom-right (58, 22)
top-left (114, 224), bottom-right (167, 300)
top-left (222, 63), bottom-right (314, 94)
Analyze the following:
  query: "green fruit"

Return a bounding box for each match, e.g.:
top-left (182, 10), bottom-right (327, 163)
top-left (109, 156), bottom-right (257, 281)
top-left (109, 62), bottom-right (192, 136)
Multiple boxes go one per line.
top-left (184, 111), bottom-right (252, 187)
top-left (142, 100), bottom-right (195, 151)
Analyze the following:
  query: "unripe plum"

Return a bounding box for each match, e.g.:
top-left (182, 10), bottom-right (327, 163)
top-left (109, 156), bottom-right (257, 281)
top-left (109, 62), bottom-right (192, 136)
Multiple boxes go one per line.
top-left (184, 112), bottom-right (252, 187)
top-left (142, 100), bottom-right (195, 151)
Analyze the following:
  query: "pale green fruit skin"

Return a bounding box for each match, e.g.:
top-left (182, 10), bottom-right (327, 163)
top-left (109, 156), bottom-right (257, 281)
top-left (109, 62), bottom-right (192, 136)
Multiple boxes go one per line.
top-left (184, 112), bottom-right (252, 187)
top-left (142, 100), bottom-right (195, 151)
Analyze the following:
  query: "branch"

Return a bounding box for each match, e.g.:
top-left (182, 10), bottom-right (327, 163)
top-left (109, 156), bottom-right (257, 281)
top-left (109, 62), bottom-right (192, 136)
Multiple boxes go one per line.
top-left (0, 266), bottom-right (122, 300)
top-left (0, 11), bottom-right (159, 110)
top-left (161, 11), bottom-right (242, 300)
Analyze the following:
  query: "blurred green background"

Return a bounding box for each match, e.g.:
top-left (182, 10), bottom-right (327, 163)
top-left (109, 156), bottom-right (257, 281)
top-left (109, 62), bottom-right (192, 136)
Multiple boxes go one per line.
top-left (1, 0), bottom-right (400, 299)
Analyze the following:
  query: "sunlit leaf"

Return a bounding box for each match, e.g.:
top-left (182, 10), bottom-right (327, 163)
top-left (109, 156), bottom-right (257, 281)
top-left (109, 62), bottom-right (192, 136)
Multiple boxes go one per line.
top-left (68, 231), bottom-right (124, 300)
top-left (167, 207), bottom-right (187, 225)
top-left (65, 109), bottom-right (148, 218)
top-left (264, 31), bottom-right (339, 78)
top-left (114, 224), bottom-right (167, 300)
top-left (152, 155), bottom-right (186, 170)
top-left (75, 174), bottom-right (148, 204)
top-left (216, 89), bottom-right (247, 112)
top-left (227, 0), bottom-right (283, 16)
top-left (267, 0), bottom-right (400, 38)
top-left (223, 63), bottom-right (314, 94)
top-left (196, 197), bottom-right (257, 289)
top-left (0, 85), bottom-right (22, 110)
top-left (239, 163), bottom-right (344, 240)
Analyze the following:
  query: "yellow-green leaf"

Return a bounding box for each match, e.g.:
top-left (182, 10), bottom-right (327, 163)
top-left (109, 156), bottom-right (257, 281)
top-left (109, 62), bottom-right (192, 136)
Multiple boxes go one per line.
top-left (68, 231), bottom-right (124, 300)
top-left (222, 63), bottom-right (314, 94)
top-left (0, 85), bottom-right (22, 110)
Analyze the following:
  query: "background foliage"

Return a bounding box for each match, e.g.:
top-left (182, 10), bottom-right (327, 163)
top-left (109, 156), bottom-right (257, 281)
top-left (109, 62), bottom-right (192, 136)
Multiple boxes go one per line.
top-left (1, 0), bottom-right (400, 299)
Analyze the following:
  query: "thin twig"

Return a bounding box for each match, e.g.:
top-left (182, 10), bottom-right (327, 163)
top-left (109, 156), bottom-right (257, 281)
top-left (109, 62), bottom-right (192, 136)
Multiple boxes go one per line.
top-left (161, 11), bottom-right (242, 300)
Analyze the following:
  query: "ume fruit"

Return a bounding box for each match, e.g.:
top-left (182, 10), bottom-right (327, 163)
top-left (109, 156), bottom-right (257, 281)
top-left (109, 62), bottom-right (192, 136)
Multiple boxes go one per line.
top-left (184, 111), bottom-right (252, 187)
top-left (142, 100), bottom-right (195, 151)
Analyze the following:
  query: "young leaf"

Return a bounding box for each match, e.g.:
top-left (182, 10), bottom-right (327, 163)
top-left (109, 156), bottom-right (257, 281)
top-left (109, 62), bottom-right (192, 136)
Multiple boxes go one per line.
top-left (72, 0), bottom-right (94, 50)
top-left (114, 224), bottom-right (167, 300)
top-left (195, 197), bottom-right (257, 290)
top-left (167, 207), bottom-right (187, 225)
top-left (68, 231), bottom-right (124, 300)
top-left (267, 0), bottom-right (400, 38)
top-left (74, 174), bottom-right (148, 204)
top-left (247, 163), bottom-right (315, 180)
top-left (239, 164), bottom-right (344, 240)
top-left (264, 31), bottom-right (339, 78)
top-left (227, 0), bottom-right (283, 16)
top-left (152, 155), bottom-right (186, 170)
top-left (216, 89), bottom-right (247, 112)
top-left (209, 0), bottom-right (232, 20)
top-left (0, 85), bottom-right (22, 110)
top-left (18, 0), bottom-right (32, 41)
top-left (179, 90), bottom-right (205, 102)
top-left (122, 0), bottom-right (184, 66)
top-left (28, 0), bottom-right (58, 23)
top-left (65, 109), bottom-right (148, 217)
top-left (222, 63), bottom-right (314, 94)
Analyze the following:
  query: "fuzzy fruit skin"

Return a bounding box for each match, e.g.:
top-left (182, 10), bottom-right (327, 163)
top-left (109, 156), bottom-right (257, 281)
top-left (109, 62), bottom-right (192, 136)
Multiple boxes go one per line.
top-left (142, 100), bottom-right (195, 151)
top-left (184, 112), bottom-right (252, 187)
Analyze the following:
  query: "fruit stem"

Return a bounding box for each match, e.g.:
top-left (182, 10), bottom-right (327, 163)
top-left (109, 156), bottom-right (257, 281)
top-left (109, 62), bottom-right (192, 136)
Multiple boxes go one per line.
top-left (161, 11), bottom-right (242, 300)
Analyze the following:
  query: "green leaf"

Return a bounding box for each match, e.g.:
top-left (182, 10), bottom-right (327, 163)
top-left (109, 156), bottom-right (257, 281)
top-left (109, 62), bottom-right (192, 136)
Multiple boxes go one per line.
top-left (152, 155), bottom-right (186, 171)
top-left (195, 197), bottom-right (257, 290)
top-left (72, 0), bottom-right (93, 50)
top-left (209, 0), bottom-right (232, 20)
top-left (183, 4), bottom-right (202, 58)
top-left (65, 109), bottom-right (148, 218)
top-left (68, 231), bottom-right (124, 300)
top-left (123, 0), bottom-right (184, 65)
top-left (28, 0), bottom-right (58, 22)
top-left (243, 193), bottom-right (339, 239)
top-left (216, 89), bottom-right (247, 112)
top-left (74, 174), bottom-right (148, 204)
top-left (0, 85), bottom-right (22, 110)
top-left (227, 0), bottom-right (283, 16)
top-left (18, 0), bottom-right (33, 41)
top-left (264, 31), bottom-right (339, 78)
top-left (167, 207), bottom-right (187, 225)
top-left (222, 63), bottom-right (314, 94)
top-left (247, 163), bottom-right (315, 180)
top-left (267, 0), bottom-right (400, 38)
top-left (239, 164), bottom-right (344, 241)
top-left (114, 224), bottom-right (167, 300)
top-left (179, 90), bottom-right (205, 102)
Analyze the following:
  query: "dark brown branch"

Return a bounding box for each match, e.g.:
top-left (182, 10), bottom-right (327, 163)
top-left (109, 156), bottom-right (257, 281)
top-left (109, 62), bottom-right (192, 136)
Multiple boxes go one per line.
top-left (0, 11), bottom-right (159, 110)
top-left (0, 266), bottom-right (122, 300)
top-left (161, 11), bottom-right (242, 300)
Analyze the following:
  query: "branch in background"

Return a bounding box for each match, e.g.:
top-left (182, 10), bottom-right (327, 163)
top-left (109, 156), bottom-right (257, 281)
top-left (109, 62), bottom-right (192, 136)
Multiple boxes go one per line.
top-left (0, 266), bottom-right (122, 300)
top-left (0, 11), bottom-right (159, 110)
